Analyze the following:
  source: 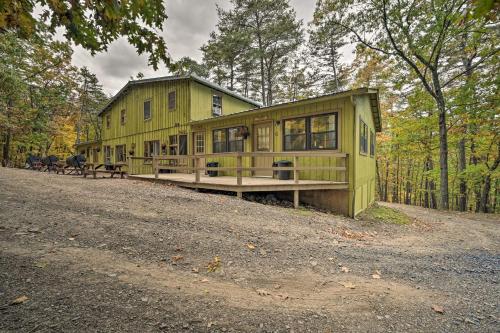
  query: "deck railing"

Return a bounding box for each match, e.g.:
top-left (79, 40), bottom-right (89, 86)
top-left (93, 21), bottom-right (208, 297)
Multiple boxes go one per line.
top-left (127, 152), bottom-right (348, 185)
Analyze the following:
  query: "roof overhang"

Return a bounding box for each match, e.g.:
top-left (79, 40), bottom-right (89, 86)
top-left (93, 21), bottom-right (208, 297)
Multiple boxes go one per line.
top-left (190, 87), bottom-right (382, 132)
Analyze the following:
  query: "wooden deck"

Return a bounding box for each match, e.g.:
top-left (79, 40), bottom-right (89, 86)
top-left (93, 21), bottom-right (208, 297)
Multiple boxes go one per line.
top-left (128, 173), bottom-right (348, 208)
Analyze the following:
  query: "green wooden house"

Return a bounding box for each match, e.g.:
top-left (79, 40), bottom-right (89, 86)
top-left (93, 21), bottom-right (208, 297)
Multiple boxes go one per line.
top-left (76, 75), bottom-right (381, 216)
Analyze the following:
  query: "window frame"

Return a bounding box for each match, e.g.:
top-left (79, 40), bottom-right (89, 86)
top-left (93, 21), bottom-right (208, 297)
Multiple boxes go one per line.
top-left (369, 130), bottom-right (375, 157)
top-left (168, 90), bottom-right (176, 111)
top-left (359, 118), bottom-right (368, 155)
top-left (120, 109), bottom-right (126, 125)
top-left (212, 94), bottom-right (222, 116)
top-left (282, 112), bottom-right (339, 151)
top-left (143, 140), bottom-right (160, 163)
top-left (143, 99), bottom-right (152, 121)
top-left (212, 126), bottom-right (244, 153)
top-left (194, 132), bottom-right (205, 154)
top-left (115, 144), bottom-right (126, 163)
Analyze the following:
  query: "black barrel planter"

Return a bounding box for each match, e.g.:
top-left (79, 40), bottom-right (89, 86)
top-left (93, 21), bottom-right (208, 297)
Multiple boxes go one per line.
top-left (206, 162), bottom-right (219, 177)
top-left (274, 160), bottom-right (292, 180)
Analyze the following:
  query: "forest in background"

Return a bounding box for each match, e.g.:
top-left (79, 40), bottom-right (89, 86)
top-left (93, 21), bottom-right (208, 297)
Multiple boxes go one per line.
top-left (0, 0), bottom-right (498, 213)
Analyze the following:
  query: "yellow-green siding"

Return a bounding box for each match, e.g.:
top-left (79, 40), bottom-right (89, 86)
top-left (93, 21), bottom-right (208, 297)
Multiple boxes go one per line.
top-left (353, 95), bottom-right (377, 215)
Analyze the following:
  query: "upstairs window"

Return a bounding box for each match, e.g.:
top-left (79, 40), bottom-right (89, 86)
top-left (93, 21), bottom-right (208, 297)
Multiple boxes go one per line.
top-left (360, 119), bottom-right (368, 155)
top-left (168, 91), bottom-right (176, 111)
top-left (212, 94), bottom-right (222, 116)
top-left (370, 130), bottom-right (375, 157)
top-left (106, 114), bottom-right (111, 129)
top-left (120, 109), bottom-right (126, 125)
top-left (283, 113), bottom-right (338, 151)
top-left (144, 100), bottom-right (151, 120)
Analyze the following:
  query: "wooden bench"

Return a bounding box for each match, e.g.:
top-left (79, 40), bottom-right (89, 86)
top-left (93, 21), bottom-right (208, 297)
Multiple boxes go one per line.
top-left (84, 163), bottom-right (126, 179)
top-left (56, 163), bottom-right (85, 175)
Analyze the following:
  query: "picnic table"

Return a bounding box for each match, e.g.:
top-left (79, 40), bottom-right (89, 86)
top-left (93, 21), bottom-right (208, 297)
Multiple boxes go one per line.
top-left (56, 162), bottom-right (85, 175)
top-left (84, 162), bottom-right (127, 179)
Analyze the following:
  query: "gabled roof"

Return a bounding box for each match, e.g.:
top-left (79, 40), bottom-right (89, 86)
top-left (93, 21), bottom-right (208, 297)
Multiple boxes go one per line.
top-left (191, 87), bottom-right (382, 132)
top-left (98, 74), bottom-right (262, 116)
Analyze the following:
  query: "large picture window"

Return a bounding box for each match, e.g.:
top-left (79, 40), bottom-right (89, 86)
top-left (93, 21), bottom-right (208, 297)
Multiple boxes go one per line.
top-left (360, 119), bottom-right (368, 155)
top-left (144, 100), bottom-right (151, 120)
top-left (213, 127), bottom-right (244, 153)
top-left (283, 113), bottom-right (338, 151)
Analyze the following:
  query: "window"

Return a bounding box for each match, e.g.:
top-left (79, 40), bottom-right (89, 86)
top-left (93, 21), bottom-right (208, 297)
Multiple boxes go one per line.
top-left (144, 100), bottom-right (151, 120)
top-left (360, 119), bottom-right (368, 155)
top-left (104, 145), bottom-right (112, 164)
top-left (283, 113), bottom-right (338, 151)
top-left (370, 130), bottom-right (375, 157)
top-left (106, 114), bottom-right (111, 129)
top-left (144, 140), bottom-right (160, 158)
top-left (256, 126), bottom-right (270, 151)
top-left (168, 91), bottom-right (176, 111)
top-left (169, 135), bottom-right (178, 155)
top-left (115, 145), bottom-right (126, 163)
top-left (311, 114), bottom-right (337, 149)
top-left (228, 128), bottom-right (244, 152)
top-left (195, 132), bottom-right (205, 154)
top-left (213, 129), bottom-right (226, 153)
top-left (213, 127), bottom-right (244, 153)
top-left (212, 94), bottom-right (222, 116)
top-left (179, 135), bottom-right (188, 155)
top-left (120, 109), bottom-right (126, 125)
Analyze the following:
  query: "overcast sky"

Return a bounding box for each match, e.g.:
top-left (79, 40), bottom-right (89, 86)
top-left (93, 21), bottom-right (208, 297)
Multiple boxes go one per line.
top-left (71, 0), bottom-right (318, 95)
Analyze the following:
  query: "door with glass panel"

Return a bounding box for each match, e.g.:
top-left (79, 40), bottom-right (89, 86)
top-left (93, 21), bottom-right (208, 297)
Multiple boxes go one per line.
top-left (193, 132), bottom-right (206, 175)
top-left (253, 122), bottom-right (273, 177)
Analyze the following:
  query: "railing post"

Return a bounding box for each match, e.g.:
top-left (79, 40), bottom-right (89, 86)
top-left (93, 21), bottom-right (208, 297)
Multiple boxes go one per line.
top-left (344, 155), bottom-right (348, 183)
top-left (153, 155), bottom-right (159, 179)
top-left (195, 156), bottom-right (200, 183)
top-left (236, 153), bottom-right (242, 185)
top-left (293, 155), bottom-right (299, 184)
top-left (128, 157), bottom-right (133, 175)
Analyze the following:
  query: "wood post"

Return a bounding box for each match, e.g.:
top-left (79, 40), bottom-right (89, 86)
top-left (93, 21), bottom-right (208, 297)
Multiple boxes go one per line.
top-left (294, 190), bottom-right (299, 208)
top-left (128, 157), bottom-right (132, 175)
top-left (236, 191), bottom-right (242, 199)
top-left (293, 156), bottom-right (299, 184)
top-left (195, 156), bottom-right (200, 183)
top-left (236, 153), bottom-right (242, 186)
top-left (153, 156), bottom-right (159, 179)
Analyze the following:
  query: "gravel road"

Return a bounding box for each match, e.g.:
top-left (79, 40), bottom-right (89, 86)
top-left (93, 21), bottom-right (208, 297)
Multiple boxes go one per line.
top-left (0, 168), bottom-right (498, 332)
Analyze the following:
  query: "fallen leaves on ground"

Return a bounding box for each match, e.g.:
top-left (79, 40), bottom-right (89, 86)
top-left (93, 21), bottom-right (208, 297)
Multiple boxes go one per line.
top-left (10, 295), bottom-right (29, 305)
top-left (206, 256), bottom-right (221, 272)
top-left (171, 255), bottom-right (184, 262)
top-left (246, 243), bottom-right (255, 250)
top-left (372, 270), bottom-right (381, 279)
top-left (432, 305), bottom-right (445, 314)
top-left (340, 282), bottom-right (356, 289)
top-left (341, 266), bottom-right (350, 273)
top-left (256, 289), bottom-right (271, 296)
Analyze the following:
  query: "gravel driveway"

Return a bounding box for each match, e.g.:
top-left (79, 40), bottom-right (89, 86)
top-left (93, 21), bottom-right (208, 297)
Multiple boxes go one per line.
top-left (0, 168), bottom-right (498, 332)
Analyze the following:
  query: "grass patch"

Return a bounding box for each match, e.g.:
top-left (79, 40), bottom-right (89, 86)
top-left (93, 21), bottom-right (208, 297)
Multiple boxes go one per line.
top-left (360, 204), bottom-right (412, 225)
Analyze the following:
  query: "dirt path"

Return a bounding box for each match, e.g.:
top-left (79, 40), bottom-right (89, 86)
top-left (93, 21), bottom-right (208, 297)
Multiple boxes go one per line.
top-left (0, 168), bottom-right (498, 332)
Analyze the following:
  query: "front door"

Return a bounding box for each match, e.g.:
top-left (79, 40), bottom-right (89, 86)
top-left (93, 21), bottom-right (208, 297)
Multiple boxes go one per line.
top-left (253, 122), bottom-right (273, 177)
top-left (193, 132), bottom-right (206, 174)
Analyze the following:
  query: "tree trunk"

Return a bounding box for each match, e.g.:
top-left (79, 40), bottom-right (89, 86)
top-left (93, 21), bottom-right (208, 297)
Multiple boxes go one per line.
top-left (376, 159), bottom-right (384, 200)
top-left (384, 160), bottom-right (389, 201)
top-left (435, 93), bottom-right (449, 209)
top-left (457, 137), bottom-right (467, 211)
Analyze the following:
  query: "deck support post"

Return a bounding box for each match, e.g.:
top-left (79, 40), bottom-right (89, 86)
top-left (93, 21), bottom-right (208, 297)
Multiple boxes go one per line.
top-left (153, 156), bottom-right (159, 179)
top-left (293, 156), bottom-right (299, 184)
top-left (236, 191), bottom-right (242, 199)
top-left (236, 153), bottom-right (243, 186)
top-left (195, 157), bottom-right (200, 183)
top-left (294, 190), bottom-right (299, 208)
